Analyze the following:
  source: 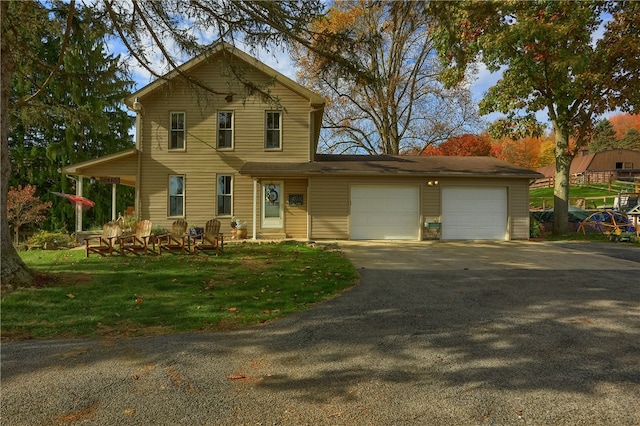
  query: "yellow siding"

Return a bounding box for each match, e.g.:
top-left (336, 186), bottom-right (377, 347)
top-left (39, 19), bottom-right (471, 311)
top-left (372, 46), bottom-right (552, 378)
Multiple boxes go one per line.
top-left (508, 180), bottom-right (531, 240)
top-left (283, 179), bottom-right (308, 238)
top-left (137, 54), bottom-right (314, 233)
top-left (309, 177), bottom-right (350, 240)
top-left (309, 176), bottom-right (532, 241)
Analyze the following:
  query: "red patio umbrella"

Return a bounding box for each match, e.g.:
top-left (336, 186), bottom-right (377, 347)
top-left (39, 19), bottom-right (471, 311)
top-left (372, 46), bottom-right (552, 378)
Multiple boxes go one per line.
top-left (51, 191), bottom-right (95, 211)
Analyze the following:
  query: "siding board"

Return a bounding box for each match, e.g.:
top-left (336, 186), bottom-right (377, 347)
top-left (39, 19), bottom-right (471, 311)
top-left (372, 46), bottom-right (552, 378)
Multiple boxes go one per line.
top-left (138, 54), bottom-right (314, 233)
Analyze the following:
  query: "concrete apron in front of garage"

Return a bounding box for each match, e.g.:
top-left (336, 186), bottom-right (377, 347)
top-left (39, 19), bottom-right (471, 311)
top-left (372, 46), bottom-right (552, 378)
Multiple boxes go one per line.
top-left (335, 240), bottom-right (640, 272)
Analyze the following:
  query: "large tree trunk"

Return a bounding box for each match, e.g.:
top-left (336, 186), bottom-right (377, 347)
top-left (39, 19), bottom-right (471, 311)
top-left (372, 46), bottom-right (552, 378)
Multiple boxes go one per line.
top-left (1, 2), bottom-right (34, 289)
top-left (552, 123), bottom-right (572, 235)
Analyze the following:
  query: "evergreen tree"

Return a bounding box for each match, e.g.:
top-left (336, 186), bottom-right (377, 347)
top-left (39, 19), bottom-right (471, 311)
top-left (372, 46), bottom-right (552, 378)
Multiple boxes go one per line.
top-left (620, 129), bottom-right (640, 151)
top-left (588, 119), bottom-right (618, 153)
top-left (9, 2), bottom-right (134, 232)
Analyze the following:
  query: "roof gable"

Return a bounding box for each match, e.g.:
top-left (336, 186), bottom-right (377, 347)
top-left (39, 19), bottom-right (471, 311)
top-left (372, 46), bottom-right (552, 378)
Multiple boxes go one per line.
top-left (537, 148), bottom-right (640, 177)
top-left (124, 42), bottom-right (324, 108)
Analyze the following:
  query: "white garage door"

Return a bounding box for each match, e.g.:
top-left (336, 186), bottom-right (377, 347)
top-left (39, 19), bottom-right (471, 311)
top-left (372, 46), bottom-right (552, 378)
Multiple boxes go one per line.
top-left (350, 186), bottom-right (420, 240)
top-left (442, 187), bottom-right (508, 240)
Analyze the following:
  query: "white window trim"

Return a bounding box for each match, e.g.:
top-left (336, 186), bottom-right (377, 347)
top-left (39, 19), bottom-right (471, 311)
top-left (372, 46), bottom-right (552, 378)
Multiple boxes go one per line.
top-left (169, 111), bottom-right (186, 151)
top-left (216, 174), bottom-right (233, 217)
top-left (265, 110), bottom-right (283, 151)
top-left (217, 110), bottom-right (234, 150)
top-left (168, 174), bottom-right (185, 218)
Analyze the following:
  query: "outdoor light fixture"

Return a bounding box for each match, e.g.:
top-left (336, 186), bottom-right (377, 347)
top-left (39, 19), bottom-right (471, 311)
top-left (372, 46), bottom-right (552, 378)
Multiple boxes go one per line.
top-left (427, 180), bottom-right (440, 186)
top-left (132, 97), bottom-right (142, 111)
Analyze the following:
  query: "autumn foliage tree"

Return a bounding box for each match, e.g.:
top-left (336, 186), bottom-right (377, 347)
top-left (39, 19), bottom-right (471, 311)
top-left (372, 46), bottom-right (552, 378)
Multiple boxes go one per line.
top-left (421, 134), bottom-right (491, 156)
top-left (491, 135), bottom-right (546, 169)
top-left (427, 1), bottom-right (640, 234)
top-left (7, 184), bottom-right (51, 245)
top-left (609, 113), bottom-right (640, 140)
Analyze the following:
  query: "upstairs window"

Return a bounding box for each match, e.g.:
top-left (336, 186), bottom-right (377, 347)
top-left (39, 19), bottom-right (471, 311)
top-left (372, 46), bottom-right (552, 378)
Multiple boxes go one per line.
top-left (265, 111), bottom-right (282, 149)
top-left (169, 175), bottom-right (184, 217)
top-left (170, 112), bottom-right (185, 150)
top-left (217, 111), bottom-right (233, 149)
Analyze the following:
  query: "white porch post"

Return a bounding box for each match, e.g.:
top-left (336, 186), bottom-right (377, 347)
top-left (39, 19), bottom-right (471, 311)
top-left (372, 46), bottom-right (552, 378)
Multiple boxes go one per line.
top-left (111, 183), bottom-right (117, 220)
top-left (75, 177), bottom-right (83, 234)
top-left (252, 179), bottom-right (258, 240)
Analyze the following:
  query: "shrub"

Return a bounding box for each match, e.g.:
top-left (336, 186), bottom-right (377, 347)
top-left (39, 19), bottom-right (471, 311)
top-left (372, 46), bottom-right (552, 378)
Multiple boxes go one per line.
top-left (27, 230), bottom-right (74, 249)
top-left (530, 215), bottom-right (543, 238)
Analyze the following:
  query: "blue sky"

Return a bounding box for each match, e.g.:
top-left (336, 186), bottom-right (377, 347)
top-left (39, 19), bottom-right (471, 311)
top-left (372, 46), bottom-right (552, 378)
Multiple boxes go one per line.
top-left (116, 38), bottom-right (508, 128)
top-left (112, 10), bottom-right (615, 134)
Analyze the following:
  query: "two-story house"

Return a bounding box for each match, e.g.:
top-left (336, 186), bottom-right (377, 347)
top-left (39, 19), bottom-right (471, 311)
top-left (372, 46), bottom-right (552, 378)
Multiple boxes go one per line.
top-left (62, 42), bottom-right (542, 241)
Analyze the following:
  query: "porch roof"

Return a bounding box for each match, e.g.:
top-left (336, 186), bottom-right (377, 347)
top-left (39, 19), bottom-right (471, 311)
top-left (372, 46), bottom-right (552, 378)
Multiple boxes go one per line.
top-left (59, 149), bottom-right (138, 186)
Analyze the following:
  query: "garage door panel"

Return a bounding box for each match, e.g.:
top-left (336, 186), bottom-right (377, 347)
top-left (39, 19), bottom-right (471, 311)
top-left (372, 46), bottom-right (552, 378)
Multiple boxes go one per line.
top-left (442, 187), bottom-right (507, 240)
top-left (350, 186), bottom-right (419, 240)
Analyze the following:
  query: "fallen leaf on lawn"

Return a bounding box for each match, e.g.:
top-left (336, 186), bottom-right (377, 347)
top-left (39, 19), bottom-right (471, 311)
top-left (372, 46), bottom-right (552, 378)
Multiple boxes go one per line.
top-left (227, 374), bottom-right (246, 380)
top-left (132, 374), bottom-right (140, 380)
top-left (135, 298), bottom-right (143, 303)
top-left (123, 408), bottom-right (136, 415)
top-left (252, 296), bottom-right (259, 300)
top-left (67, 293), bottom-right (75, 299)
top-left (228, 307), bottom-right (238, 312)
top-left (263, 310), bottom-right (271, 314)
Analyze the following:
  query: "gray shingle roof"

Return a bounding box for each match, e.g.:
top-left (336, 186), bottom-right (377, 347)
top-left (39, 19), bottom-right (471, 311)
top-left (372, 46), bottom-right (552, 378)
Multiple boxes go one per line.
top-left (240, 155), bottom-right (543, 178)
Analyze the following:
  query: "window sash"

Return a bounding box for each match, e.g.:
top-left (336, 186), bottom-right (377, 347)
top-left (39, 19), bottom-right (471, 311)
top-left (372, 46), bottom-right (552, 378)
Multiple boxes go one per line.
top-left (217, 175), bottom-right (232, 216)
top-left (218, 111), bottom-right (233, 149)
top-left (265, 111), bottom-right (281, 149)
top-left (169, 175), bottom-right (184, 216)
top-left (170, 112), bottom-right (185, 150)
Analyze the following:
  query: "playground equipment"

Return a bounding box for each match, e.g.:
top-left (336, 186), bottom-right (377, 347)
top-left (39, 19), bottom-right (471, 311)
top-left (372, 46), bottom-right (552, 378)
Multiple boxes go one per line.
top-left (578, 210), bottom-right (637, 241)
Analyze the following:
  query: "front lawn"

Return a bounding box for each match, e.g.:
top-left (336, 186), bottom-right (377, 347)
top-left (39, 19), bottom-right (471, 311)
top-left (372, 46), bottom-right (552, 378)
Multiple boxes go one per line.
top-left (530, 184), bottom-right (620, 209)
top-left (1, 241), bottom-right (359, 340)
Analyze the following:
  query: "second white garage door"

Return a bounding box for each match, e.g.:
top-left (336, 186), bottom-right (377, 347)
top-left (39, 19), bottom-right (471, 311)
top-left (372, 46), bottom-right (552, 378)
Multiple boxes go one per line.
top-left (350, 186), bottom-right (420, 240)
top-left (441, 187), bottom-right (508, 240)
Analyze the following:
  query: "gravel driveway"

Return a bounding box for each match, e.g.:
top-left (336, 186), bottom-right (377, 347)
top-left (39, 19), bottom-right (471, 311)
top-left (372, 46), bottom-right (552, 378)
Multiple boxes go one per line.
top-left (2, 241), bottom-right (639, 425)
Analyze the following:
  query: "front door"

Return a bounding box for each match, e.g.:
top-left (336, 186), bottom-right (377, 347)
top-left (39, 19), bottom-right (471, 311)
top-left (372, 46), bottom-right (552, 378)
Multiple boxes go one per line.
top-left (262, 182), bottom-right (283, 229)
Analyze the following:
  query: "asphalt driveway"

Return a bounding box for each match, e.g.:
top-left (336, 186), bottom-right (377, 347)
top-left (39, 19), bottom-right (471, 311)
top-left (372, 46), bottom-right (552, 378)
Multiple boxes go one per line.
top-left (2, 241), bottom-right (639, 425)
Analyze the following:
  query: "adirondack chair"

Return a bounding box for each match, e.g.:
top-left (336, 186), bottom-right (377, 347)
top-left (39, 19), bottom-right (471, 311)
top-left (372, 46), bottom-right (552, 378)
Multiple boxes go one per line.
top-left (120, 220), bottom-right (154, 255)
top-left (193, 219), bottom-right (224, 255)
top-left (158, 219), bottom-right (190, 255)
top-left (85, 221), bottom-right (122, 257)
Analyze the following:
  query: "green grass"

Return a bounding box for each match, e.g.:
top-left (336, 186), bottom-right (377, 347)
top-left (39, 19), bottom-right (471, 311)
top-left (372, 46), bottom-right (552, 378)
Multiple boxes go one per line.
top-left (530, 184), bottom-right (621, 209)
top-left (1, 241), bottom-right (359, 341)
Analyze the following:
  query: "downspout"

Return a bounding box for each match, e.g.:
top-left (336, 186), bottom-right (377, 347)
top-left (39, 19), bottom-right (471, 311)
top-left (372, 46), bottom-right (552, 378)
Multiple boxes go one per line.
top-left (306, 177), bottom-right (311, 241)
top-left (252, 178), bottom-right (258, 240)
top-left (307, 105), bottom-right (323, 240)
top-left (134, 106), bottom-right (142, 221)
